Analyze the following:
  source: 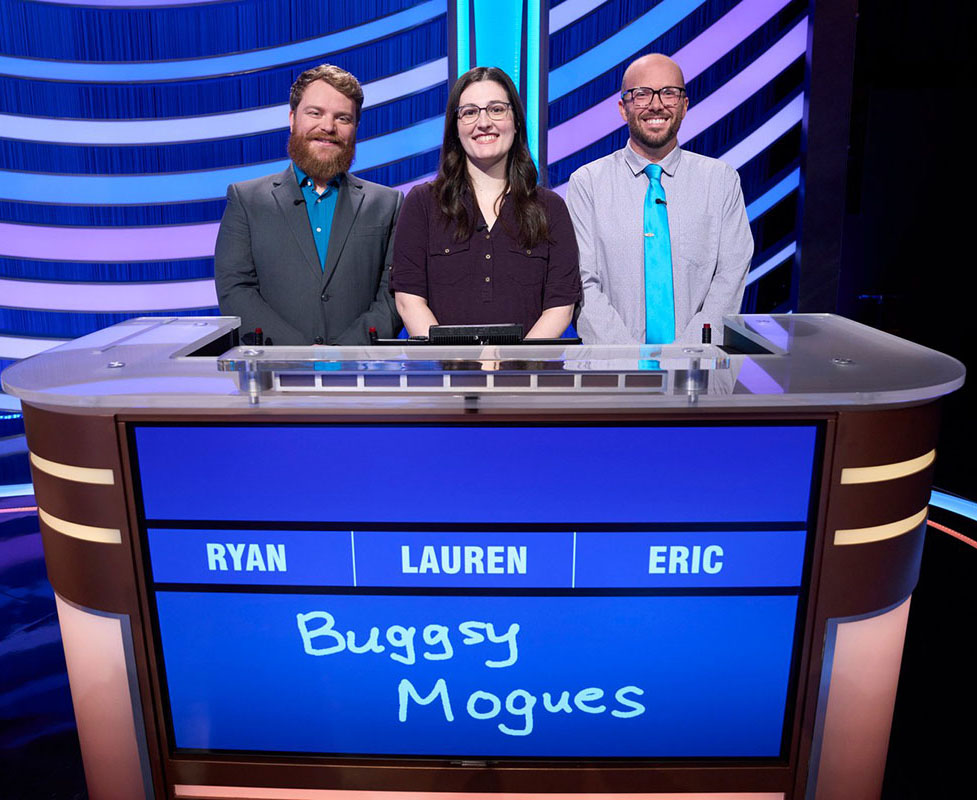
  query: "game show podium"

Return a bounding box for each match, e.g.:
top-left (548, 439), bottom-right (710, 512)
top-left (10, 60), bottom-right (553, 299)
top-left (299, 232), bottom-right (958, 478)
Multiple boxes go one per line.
top-left (2, 314), bottom-right (965, 800)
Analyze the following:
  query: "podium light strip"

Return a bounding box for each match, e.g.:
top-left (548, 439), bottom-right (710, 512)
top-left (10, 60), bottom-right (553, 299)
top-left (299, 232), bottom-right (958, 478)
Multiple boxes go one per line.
top-left (833, 508), bottom-right (928, 546)
top-left (840, 450), bottom-right (936, 485)
top-left (173, 787), bottom-right (785, 799)
top-left (52, 595), bottom-right (155, 799)
top-left (30, 452), bottom-right (115, 486)
top-left (38, 508), bottom-right (122, 544)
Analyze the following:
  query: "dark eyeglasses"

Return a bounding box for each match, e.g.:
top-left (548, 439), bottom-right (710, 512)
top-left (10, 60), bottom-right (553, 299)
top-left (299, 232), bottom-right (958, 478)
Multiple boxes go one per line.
top-left (621, 86), bottom-right (686, 108)
top-left (456, 102), bottom-right (513, 125)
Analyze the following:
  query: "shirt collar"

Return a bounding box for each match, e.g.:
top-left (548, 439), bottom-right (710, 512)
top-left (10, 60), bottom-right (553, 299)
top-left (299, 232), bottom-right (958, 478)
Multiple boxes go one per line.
top-left (292, 163), bottom-right (341, 194)
top-left (463, 185), bottom-right (512, 230)
top-left (623, 141), bottom-right (682, 179)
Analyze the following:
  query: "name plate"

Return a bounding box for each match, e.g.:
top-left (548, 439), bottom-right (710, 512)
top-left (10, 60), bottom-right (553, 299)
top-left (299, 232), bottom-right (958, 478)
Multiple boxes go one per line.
top-left (134, 422), bottom-right (820, 759)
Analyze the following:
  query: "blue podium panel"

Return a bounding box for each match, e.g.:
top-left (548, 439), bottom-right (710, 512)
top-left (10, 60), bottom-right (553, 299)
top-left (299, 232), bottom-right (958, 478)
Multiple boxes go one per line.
top-left (575, 530), bottom-right (808, 588)
top-left (134, 422), bottom-right (820, 760)
top-left (134, 424), bottom-right (818, 524)
top-left (156, 592), bottom-right (799, 758)
top-left (148, 528), bottom-right (355, 587)
top-left (354, 530), bottom-right (573, 588)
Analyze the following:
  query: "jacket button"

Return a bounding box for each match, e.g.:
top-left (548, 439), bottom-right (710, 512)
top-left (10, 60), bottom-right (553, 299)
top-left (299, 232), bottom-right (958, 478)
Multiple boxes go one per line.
top-left (314, 336), bottom-right (324, 345)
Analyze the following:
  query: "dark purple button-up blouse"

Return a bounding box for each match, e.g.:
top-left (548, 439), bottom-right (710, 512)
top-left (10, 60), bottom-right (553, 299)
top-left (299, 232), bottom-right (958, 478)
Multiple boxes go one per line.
top-left (390, 182), bottom-right (581, 334)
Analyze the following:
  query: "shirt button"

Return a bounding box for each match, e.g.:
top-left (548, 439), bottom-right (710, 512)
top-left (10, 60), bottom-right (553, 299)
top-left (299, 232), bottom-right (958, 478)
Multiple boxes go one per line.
top-left (485, 253), bottom-right (491, 260)
top-left (526, 249), bottom-right (532, 255)
top-left (484, 276), bottom-right (491, 282)
top-left (316, 227), bottom-right (322, 232)
top-left (444, 248), bottom-right (450, 254)
top-left (485, 234), bottom-right (490, 239)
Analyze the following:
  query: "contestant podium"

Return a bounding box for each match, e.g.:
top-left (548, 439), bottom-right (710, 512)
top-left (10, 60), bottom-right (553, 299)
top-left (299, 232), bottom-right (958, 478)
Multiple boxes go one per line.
top-left (2, 314), bottom-right (965, 800)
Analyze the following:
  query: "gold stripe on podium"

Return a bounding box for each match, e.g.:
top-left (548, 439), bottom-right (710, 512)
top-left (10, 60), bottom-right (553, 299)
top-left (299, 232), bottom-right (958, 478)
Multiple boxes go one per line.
top-left (834, 508), bottom-right (927, 546)
top-left (38, 507), bottom-right (122, 544)
top-left (840, 449), bottom-right (935, 484)
top-left (30, 452), bottom-right (116, 485)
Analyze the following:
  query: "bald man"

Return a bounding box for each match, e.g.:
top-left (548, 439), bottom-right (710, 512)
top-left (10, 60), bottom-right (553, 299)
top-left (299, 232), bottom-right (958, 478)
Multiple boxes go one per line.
top-left (566, 54), bottom-right (753, 344)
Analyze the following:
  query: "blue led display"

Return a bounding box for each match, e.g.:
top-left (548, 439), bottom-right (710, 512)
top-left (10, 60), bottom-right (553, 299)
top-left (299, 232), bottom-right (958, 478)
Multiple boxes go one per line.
top-left (148, 528), bottom-right (805, 590)
top-left (575, 530), bottom-right (807, 588)
top-left (149, 528), bottom-right (354, 586)
top-left (156, 592), bottom-right (798, 757)
top-left (134, 424), bottom-right (818, 524)
top-left (135, 422), bottom-right (818, 759)
top-left (354, 530), bottom-right (572, 588)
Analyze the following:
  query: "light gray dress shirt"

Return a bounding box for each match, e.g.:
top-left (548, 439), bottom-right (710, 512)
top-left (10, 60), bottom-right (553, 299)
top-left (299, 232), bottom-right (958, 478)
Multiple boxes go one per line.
top-left (567, 143), bottom-right (754, 344)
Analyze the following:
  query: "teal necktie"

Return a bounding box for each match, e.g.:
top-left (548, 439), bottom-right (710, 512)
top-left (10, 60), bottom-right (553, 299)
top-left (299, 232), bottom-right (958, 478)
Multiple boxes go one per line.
top-left (642, 163), bottom-right (675, 344)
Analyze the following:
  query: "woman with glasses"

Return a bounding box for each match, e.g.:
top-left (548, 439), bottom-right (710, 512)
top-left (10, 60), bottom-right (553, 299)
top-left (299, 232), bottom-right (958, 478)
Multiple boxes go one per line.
top-left (391, 67), bottom-right (580, 338)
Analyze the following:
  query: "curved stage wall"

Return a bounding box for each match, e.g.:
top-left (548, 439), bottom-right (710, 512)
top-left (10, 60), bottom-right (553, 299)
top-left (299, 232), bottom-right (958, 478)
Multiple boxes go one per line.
top-left (2, 0), bottom-right (812, 369)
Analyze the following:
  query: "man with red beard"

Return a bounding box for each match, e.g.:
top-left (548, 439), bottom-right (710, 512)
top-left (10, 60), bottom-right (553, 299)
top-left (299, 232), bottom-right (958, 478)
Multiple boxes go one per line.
top-left (567, 54), bottom-right (753, 345)
top-left (216, 65), bottom-right (402, 344)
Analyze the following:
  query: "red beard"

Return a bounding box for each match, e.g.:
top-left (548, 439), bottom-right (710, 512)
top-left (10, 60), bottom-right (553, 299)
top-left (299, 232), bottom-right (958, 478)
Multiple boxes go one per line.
top-left (287, 132), bottom-right (355, 185)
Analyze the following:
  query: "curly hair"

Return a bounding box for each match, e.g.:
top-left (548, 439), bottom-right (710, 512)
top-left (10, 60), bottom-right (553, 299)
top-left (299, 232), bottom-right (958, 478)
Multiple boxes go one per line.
top-left (289, 64), bottom-right (364, 122)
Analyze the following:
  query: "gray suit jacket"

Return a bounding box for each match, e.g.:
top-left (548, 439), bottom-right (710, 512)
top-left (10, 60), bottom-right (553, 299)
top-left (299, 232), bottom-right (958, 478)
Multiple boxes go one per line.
top-left (215, 167), bottom-right (403, 345)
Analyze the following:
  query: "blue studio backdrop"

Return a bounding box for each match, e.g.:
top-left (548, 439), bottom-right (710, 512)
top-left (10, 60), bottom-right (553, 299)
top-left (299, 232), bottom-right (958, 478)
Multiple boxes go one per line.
top-left (1, 0), bottom-right (809, 377)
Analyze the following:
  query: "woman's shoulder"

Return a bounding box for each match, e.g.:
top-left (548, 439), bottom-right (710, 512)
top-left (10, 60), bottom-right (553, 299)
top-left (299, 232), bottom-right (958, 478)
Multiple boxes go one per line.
top-left (532, 185), bottom-right (572, 227)
top-left (405, 180), bottom-right (437, 200)
top-left (400, 180), bottom-right (439, 218)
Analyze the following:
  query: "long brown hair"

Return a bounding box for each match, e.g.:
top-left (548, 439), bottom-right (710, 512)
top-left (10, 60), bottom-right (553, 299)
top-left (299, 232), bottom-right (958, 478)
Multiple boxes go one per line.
top-left (433, 67), bottom-right (548, 247)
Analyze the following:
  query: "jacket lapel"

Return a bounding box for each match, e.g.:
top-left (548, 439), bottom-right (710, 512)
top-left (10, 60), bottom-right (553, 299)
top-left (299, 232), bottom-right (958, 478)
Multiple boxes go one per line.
top-left (323, 174), bottom-right (364, 288)
top-left (271, 168), bottom-right (321, 280)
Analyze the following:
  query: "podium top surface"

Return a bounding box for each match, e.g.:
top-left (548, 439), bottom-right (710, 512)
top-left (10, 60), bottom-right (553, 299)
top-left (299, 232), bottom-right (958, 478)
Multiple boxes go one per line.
top-left (1, 314), bottom-right (965, 411)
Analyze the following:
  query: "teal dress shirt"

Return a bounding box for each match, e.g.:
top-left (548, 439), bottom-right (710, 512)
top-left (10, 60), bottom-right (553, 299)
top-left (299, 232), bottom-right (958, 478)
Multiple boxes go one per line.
top-left (293, 164), bottom-right (340, 270)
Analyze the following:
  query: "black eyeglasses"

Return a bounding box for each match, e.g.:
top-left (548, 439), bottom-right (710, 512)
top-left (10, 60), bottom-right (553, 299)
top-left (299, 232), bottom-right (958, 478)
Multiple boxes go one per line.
top-left (621, 86), bottom-right (686, 108)
top-left (456, 102), bottom-right (513, 125)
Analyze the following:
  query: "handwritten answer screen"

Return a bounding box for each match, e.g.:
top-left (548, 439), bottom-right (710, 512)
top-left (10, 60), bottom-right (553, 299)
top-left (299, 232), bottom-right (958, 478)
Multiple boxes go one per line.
top-left (134, 422), bottom-right (821, 759)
